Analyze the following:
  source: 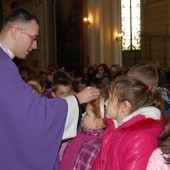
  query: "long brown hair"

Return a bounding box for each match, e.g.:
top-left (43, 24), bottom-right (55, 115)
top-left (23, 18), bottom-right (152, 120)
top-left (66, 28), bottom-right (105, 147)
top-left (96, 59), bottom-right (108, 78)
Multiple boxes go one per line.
top-left (159, 116), bottom-right (170, 164)
top-left (109, 75), bottom-right (164, 114)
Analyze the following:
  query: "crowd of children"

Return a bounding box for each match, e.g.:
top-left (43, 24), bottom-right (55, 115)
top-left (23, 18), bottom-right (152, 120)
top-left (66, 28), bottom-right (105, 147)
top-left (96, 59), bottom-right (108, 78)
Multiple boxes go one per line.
top-left (18, 62), bottom-right (170, 170)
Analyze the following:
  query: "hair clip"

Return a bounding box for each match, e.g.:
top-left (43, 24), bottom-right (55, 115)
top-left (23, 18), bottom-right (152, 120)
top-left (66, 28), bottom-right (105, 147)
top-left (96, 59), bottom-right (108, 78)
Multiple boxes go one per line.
top-left (148, 85), bottom-right (152, 92)
top-left (100, 96), bottom-right (105, 118)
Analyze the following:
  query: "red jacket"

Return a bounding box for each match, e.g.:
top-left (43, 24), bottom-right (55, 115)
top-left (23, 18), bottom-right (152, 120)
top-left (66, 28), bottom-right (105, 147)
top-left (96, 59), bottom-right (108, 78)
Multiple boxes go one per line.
top-left (92, 107), bottom-right (164, 170)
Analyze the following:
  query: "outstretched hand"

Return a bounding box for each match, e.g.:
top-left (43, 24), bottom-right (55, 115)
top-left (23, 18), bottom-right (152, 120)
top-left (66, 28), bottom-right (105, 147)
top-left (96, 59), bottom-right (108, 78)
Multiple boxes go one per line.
top-left (75, 86), bottom-right (100, 104)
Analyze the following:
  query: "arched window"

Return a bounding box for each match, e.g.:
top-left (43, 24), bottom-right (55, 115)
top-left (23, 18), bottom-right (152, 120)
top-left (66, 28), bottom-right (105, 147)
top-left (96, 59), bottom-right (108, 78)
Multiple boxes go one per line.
top-left (121, 0), bottom-right (141, 50)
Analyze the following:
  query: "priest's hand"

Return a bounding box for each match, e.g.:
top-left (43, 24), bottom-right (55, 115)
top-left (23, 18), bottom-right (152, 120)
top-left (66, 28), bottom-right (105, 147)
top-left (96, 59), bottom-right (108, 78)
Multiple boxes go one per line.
top-left (75, 86), bottom-right (100, 104)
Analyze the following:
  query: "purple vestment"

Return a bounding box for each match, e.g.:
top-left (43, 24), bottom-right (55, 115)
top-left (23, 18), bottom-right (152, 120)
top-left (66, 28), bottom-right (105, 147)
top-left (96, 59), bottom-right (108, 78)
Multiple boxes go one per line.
top-left (0, 47), bottom-right (78, 170)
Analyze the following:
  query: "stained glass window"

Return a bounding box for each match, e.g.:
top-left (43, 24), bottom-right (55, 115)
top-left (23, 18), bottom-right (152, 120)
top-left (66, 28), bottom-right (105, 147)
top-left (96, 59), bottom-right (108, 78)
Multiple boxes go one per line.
top-left (121, 0), bottom-right (141, 50)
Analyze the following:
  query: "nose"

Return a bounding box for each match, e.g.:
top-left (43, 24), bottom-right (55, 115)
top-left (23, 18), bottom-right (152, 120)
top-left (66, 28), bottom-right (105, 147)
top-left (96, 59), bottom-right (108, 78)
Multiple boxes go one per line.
top-left (31, 40), bottom-right (37, 49)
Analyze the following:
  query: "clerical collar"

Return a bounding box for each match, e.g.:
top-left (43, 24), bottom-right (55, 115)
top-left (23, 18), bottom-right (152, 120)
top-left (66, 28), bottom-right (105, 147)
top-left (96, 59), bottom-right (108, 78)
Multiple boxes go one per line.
top-left (0, 42), bottom-right (15, 59)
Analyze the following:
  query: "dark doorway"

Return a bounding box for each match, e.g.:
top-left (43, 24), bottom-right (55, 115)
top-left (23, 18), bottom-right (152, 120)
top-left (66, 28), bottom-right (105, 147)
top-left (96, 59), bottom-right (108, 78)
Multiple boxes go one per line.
top-left (55, 0), bottom-right (82, 69)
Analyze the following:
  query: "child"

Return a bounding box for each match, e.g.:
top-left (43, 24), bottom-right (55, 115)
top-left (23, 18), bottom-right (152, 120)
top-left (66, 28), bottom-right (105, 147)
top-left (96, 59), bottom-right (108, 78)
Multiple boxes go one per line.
top-left (60, 93), bottom-right (107, 170)
top-left (51, 79), bottom-right (73, 98)
top-left (95, 63), bottom-right (111, 85)
top-left (44, 79), bottom-right (73, 99)
top-left (43, 71), bottom-right (68, 98)
top-left (49, 79), bottom-right (74, 162)
top-left (127, 62), bottom-right (159, 89)
top-left (127, 62), bottom-right (170, 116)
top-left (147, 116), bottom-right (170, 170)
top-left (92, 75), bottom-right (165, 170)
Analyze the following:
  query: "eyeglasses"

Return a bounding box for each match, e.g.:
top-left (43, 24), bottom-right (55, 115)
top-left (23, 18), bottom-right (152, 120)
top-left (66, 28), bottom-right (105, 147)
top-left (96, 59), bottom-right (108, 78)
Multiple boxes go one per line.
top-left (10, 27), bottom-right (38, 42)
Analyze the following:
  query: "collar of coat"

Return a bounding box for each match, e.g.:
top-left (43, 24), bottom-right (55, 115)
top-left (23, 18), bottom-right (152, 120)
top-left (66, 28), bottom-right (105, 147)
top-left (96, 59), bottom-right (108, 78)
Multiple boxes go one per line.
top-left (114, 106), bottom-right (161, 128)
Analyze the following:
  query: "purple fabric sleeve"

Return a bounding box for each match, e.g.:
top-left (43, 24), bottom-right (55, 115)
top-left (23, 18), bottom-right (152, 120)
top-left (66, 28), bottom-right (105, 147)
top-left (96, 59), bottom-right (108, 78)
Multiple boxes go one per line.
top-left (0, 48), bottom-right (71, 170)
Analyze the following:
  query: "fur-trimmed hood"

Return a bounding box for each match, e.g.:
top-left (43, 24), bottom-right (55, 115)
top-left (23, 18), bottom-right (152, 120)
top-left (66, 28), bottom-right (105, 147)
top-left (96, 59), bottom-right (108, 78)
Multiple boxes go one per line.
top-left (114, 106), bottom-right (161, 128)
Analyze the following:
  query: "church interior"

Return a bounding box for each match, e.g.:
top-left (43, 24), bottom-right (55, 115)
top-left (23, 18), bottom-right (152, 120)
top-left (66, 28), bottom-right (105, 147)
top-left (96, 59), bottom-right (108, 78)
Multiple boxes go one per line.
top-left (0, 0), bottom-right (170, 73)
top-left (0, 1), bottom-right (170, 169)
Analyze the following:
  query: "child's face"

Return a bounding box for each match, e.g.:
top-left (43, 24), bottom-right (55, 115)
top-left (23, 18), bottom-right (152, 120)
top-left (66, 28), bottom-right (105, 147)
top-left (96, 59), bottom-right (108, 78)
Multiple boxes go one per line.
top-left (81, 103), bottom-right (100, 129)
top-left (52, 85), bottom-right (72, 98)
top-left (105, 93), bottom-right (131, 123)
top-left (98, 66), bottom-right (104, 76)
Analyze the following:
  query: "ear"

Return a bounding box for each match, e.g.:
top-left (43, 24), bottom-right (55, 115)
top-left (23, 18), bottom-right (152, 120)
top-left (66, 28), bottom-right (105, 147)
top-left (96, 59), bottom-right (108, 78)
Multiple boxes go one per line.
top-left (94, 118), bottom-right (105, 128)
top-left (121, 100), bottom-right (132, 116)
top-left (10, 27), bottom-right (18, 40)
top-left (51, 92), bottom-right (57, 98)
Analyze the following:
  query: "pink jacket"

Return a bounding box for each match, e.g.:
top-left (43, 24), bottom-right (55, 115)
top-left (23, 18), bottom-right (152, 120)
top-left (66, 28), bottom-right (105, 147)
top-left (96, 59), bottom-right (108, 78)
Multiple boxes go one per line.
top-left (147, 148), bottom-right (170, 170)
top-left (92, 107), bottom-right (164, 170)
